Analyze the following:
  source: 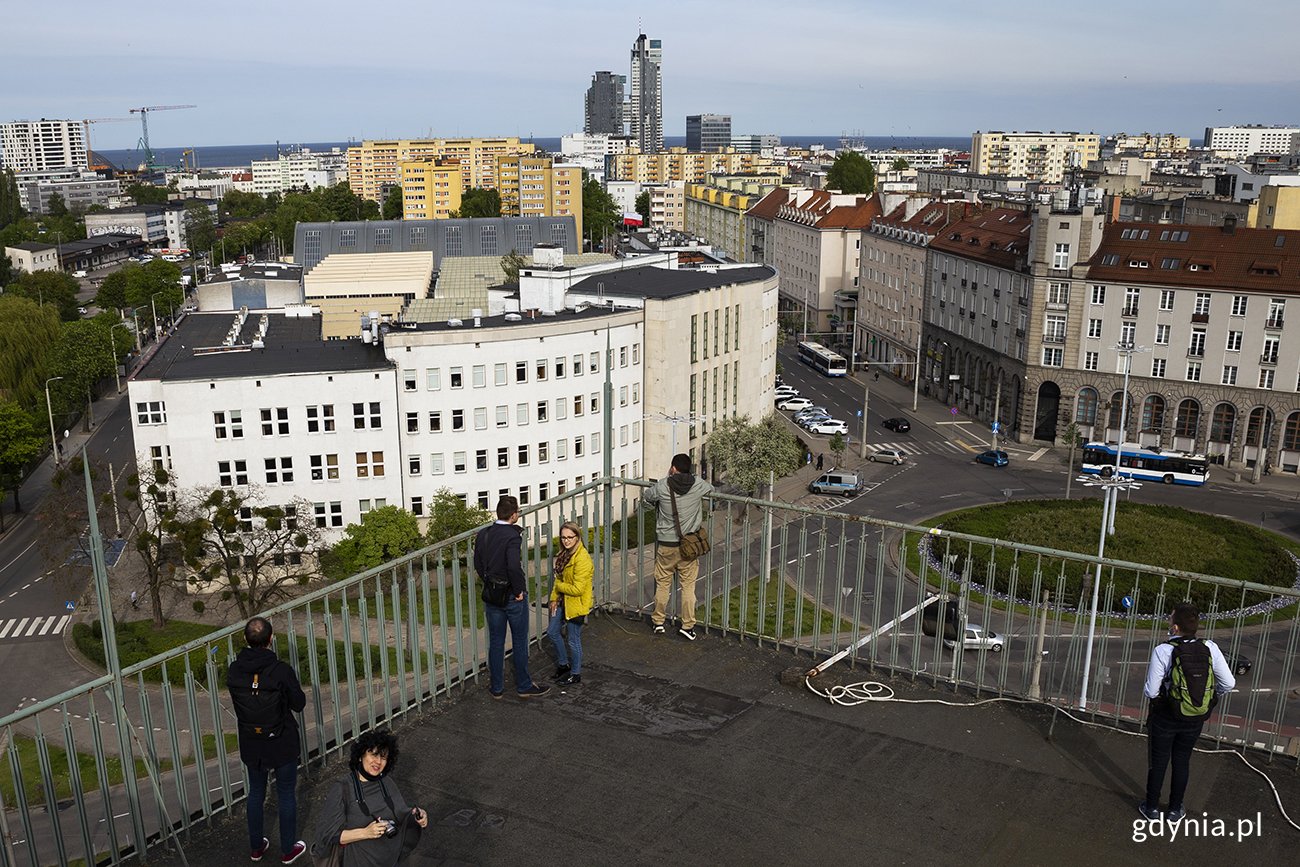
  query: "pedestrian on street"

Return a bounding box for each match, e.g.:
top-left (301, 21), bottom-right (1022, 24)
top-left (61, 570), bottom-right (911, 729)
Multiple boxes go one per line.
top-left (226, 617), bottom-right (308, 864)
top-left (129, 590), bottom-right (139, 610)
top-left (642, 453), bottom-right (714, 641)
top-left (873, 370), bottom-right (879, 382)
top-left (474, 496), bottom-right (549, 699)
top-left (1138, 602), bottom-right (1235, 823)
top-left (548, 521), bottom-right (593, 685)
top-left (816, 454), bottom-right (824, 471)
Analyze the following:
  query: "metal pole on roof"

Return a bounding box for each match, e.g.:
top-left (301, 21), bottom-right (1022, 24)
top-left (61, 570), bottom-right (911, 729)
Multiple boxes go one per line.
top-left (601, 325), bottom-right (614, 601)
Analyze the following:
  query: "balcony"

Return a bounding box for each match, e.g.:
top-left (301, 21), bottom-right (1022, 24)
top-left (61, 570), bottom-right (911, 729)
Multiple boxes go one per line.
top-left (1122, 305), bottom-right (1139, 317)
top-left (1043, 334), bottom-right (1065, 344)
top-left (1260, 353), bottom-right (1279, 366)
top-left (1191, 313), bottom-right (1209, 324)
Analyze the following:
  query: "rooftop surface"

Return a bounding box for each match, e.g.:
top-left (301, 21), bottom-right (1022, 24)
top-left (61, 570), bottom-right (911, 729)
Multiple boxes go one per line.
top-left (160, 622), bottom-right (1297, 866)
top-left (136, 311), bottom-right (390, 381)
top-left (568, 264), bottom-right (775, 299)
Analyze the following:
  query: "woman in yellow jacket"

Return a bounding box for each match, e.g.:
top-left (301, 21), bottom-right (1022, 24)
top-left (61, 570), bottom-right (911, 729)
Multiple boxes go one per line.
top-left (548, 520), bottom-right (593, 686)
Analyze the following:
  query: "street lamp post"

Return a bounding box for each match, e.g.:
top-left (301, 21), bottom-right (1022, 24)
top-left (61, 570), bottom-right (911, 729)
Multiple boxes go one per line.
top-left (151, 292), bottom-right (164, 338)
top-left (45, 376), bottom-right (64, 464)
top-left (888, 317), bottom-right (923, 412)
top-left (110, 322), bottom-right (131, 393)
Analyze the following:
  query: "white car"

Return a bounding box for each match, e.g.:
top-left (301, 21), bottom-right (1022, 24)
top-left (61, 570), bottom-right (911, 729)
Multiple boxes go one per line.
top-left (944, 624), bottom-right (1006, 653)
top-left (807, 420), bottom-right (848, 435)
top-left (778, 396), bottom-right (813, 411)
top-left (773, 386), bottom-right (799, 399)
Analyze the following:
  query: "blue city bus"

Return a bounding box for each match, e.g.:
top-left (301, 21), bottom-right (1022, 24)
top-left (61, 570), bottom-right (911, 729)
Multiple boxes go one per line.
top-left (797, 341), bottom-right (848, 377)
top-left (1080, 442), bottom-right (1209, 486)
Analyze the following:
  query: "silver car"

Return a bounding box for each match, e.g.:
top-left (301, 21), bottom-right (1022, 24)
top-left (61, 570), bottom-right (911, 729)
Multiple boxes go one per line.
top-left (869, 448), bottom-right (906, 465)
top-left (944, 624), bottom-right (1006, 652)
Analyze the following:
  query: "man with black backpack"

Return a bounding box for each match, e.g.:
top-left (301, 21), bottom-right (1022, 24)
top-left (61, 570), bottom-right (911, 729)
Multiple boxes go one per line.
top-left (1139, 602), bottom-right (1236, 823)
top-left (227, 617), bottom-right (308, 863)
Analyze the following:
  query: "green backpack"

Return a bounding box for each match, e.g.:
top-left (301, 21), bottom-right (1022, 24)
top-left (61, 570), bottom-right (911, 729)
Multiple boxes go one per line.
top-left (1165, 637), bottom-right (1217, 719)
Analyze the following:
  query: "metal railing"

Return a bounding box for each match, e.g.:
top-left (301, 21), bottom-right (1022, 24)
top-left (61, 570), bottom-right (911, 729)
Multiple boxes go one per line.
top-left (3, 479), bottom-right (1299, 864)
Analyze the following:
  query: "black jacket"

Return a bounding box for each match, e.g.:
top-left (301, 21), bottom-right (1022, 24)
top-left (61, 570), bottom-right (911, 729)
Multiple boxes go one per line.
top-left (474, 521), bottom-right (526, 598)
top-left (226, 646), bottom-right (307, 769)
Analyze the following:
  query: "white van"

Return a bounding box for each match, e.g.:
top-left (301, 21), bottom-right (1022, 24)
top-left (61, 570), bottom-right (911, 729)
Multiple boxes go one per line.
top-left (72, 269), bottom-right (88, 278)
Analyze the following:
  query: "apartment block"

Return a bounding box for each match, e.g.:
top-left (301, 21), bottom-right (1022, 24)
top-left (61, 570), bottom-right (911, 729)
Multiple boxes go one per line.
top-left (686, 115), bottom-right (731, 152)
top-left (346, 138), bottom-right (538, 202)
top-left (606, 148), bottom-right (788, 185)
top-left (648, 183), bottom-right (684, 231)
top-left (1204, 125), bottom-right (1300, 160)
top-left (400, 159), bottom-right (463, 220)
top-left (1, 118), bottom-right (86, 173)
top-left (684, 175), bottom-right (785, 262)
top-left (251, 152), bottom-right (346, 195)
top-left (496, 156), bottom-right (583, 239)
top-left (18, 174), bottom-right (120, 215)
top-left (585, 71), bottom-right (626, 136)
top-left (1109, 133), bottom-right (1191, 155)
top-left (971, 131), bottom-right (1101, 183)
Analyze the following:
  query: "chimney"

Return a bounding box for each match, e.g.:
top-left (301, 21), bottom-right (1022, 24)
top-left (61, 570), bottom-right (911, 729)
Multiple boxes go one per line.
top-left (1222, 214), bottom-right (1237, 234)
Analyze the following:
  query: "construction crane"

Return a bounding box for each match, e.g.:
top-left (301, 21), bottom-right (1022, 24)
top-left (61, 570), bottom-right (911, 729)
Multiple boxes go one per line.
top-left (81, 117), bottom-right (133, 170)
top-left (128, 104), bottom-right (196, 171)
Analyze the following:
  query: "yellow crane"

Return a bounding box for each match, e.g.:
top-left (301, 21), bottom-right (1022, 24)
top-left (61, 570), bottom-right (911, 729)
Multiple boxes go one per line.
top-left (128, 104), bottom-right (197, 171)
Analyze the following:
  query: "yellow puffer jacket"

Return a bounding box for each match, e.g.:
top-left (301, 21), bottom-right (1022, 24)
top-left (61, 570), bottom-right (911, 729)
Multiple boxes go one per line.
top-left (549, 545), bottom-right (594, 619)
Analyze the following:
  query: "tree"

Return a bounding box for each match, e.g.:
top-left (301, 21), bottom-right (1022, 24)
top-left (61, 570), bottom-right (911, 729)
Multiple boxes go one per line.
top-left (0, 169), bottom-right (23, 230)
top-left (0, 295), bottom-right (62, 414)
top-left (221, 190), bottom-right (271, 221)
top-left (51, 319), bottom-right (119, 431)
top-left (634, 191), bottom-right (650, 223)
top-left (455, 188), bottom-right (501, 219)
top-left (124, 259), bottom-right (183, 311)
top-left (829, 432), bottom-right (847, 468)
top-left (0, 253), bottom-right (12, 290)
top-left (94, 268), bottom-right (130, 311)
top-left (382, 185), bottom-right (404, 220)
top-left (8, 270), bottom-right (81, 320)
top-left (118, 460), bottom-right (204, 627)
top-left (45, 193), bottom-right (68, 219)
top-left (272, 192), bottom-right (333, 254)
top-left (826, 151), bottom-right (876, 195)
top-left (322, 505), bottom-right (425, 581)
top-left (889, 157), bottom-right (911, 171)
top-left (705, 414), bottom-right (804, 495)
top-left (0, 400), bottom-right (43, 530)
top-left (186, 488), bottom-right (322, 618)
top-left (582, 174), bottom-right (620, 247)
top-left (184, 202), bottom-right (217, 254)
top-left (126, 182), bottom-right (169, 206)
top-left (500, 250), bottom-right (527, 286)
top-left (424, 489), bottom-right (492, 550)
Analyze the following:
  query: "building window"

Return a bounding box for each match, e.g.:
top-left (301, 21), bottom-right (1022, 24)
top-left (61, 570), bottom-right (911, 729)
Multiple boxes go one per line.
top-left (1151, 358), bottom-right (1166, 378)
top-left (264, 457), bottom-right (293, 484)
top-left (411, 496), bottom-right (424, 517)
top-left (555, 356), bottom-right (566, 379)
top-left (217, 459), bottom-right (248, 487)
top-left (356, 451), bottom-right (385, 477)
top-left (538, 441), bottom-right (549, 462)
top-left (555, 398), bottom-right (566, 420)
top-left (1225, 331), bottom-right (1242, 352)
top-left (1185, 362), bottom-right (1201, 382)
top-left (306, 404), bottom-right (334, 433)
top-left (1194, 293), bottom-right (1211, 316)
top-left (574, 395), bottom-right (583, 417)
top-left (472, 365), bottom-right (486, 388)
top-left (1123, 286), bottom-right (1140, 315)
top-left (537, 401), bottom-right (549, 422)
top-left (1047, 282), bottom-right (1069, 305)
top-left (314, 501), bottom-right (344, 528)
top-left (1084, 351), bottom-right (1098, 371)
top-left (213, 410), bottom-right (243, 439)
top-left (1221, 365), bottom-right (1238, 385)
top-left (476, 449), bottom-right (488, 470)
top-left (1090, 285), bottom-right (1105, 305)
top-left (309, 453), bottom-right (339, 480)
top-left (1231, 295), bottom-right (1248, 317)
top-left (1154, 324), bottom-right (1169, 345)
top-left (535, 359), bottom-right (548, 382)
top-left (406, 411), bottom-right (420, 433)
top-left (453, 451), bottom-right (467, 473)
top-left (260, 407), bottom-right (289, 436)
top-left (497, 446), bottom-right (509, 468)
top-left (516, 361), bottom-right (528, 383)
top-left (556, 438), bottom-right (568, 460)
top-left (1044, 315), bottom-right (1066, 341)
top-left (589, 351), bottom-right (599, 373)
top-left (136, 401), bottom-right (166, 424)
top-left (353, 402), bottom-right (381, 429)
top-left (430, 453), bottom-right (444, 474)
top-left (474, 407), bottom-right (488, 430)
top-left (1175, 399), bottom-right (1200, 438)
top-left (1260, 369), bottom-right (1275, 389)
top-left (1158, 290), bottom-right (1175, 311)
top-left (451, 409), bottom-right (465, 431)
top-left (517, 444), bottom-right (529, 466)
top-left (572, 354), bottom-right (583, 377)
top-left (574, 436), bottom-right (585, 457)
top-left (1041, 347), bottom-right (1063, 367)
top-left (590, 393), bottom-right (599, 414)
top-left (1052, 243), bottom-right (1070, 270)
top-left (408, 453), bottom-right (421, 475)
top-left (450, 367), bottom-right (464, 389)
top-left (403, 369), bottom-right (417, 391)
top-left (426, 368), bottom-right (441, 390)
top-left (1188, 329), bottom-right (1206, 357)
top-left (1262, 336), bottom-right (1280, 364)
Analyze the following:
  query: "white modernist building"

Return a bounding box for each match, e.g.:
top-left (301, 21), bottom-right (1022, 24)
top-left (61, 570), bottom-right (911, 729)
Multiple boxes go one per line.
top-left (1203, 125), bottom-right (1300, 160)
top-left (0, 118), bottom-right (86, 173)
top-left (128, 253), bottom-right (779, 545)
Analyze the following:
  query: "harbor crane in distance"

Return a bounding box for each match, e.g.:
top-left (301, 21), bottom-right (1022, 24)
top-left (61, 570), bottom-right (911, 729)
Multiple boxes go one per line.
top-left (128, 104), bottom-right (196, 171)
top-left (80, 117), bottom-right (133, 170)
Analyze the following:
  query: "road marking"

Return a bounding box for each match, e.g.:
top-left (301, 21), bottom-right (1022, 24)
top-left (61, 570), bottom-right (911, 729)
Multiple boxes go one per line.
top-left (20, 584), bottom-right (30, 590)
top-left (0, 621), bottom-right (14, 638)
top-left (0, 539), bottom-right (39, 577)
top-left (11, 617), bottom-right (29, 636)
top-left (939, 493), bottom-right (964, 499)
top-left (1027, 447), bottom-right (1049, 462)
top-left (23, 618), bottom-right (44, 637)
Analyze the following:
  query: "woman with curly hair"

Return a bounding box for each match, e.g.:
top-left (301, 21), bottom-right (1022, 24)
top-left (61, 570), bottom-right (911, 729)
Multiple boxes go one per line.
top-left (547, 520), bottom-right (594, 685)
top-left (311, 729), bottom-right (428, 865)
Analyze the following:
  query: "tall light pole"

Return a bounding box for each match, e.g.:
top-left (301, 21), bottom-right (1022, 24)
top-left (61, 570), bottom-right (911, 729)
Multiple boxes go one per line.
top-left (45, 376), bottom-right (64, 464)
top-left (150, 292), bottom-right (164, 338)
top-left (888, 317), bottom-right (923, 412)
top-left (110, 322), bottom-right (131, 393)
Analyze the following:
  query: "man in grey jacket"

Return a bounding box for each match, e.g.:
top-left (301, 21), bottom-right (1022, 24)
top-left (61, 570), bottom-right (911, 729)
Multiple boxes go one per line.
top-left (642, 453), bottom-right (714, 640)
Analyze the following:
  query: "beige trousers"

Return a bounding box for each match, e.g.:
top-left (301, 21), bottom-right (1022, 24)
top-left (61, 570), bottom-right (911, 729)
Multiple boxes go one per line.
top-left (652, 544), bottom-right (700, 630)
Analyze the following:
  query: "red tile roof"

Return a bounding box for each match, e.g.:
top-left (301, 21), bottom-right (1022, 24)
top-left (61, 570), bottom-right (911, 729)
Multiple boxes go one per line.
top-left (745, 187), bottom-right (791, 220)
top-left (1087, 223), bottom-right (1300, 293)
top-left (926, 207), bottom-right (1031, 270)
top-left (872, 200), bottom-right (979, 235)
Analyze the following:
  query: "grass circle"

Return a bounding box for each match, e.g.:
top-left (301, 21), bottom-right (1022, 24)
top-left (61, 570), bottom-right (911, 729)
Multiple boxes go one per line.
top-left (927, 500), bottom-right (1299, 616)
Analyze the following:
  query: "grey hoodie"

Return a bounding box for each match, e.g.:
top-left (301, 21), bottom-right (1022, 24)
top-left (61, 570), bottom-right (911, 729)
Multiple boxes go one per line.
top-left (642, 472), bottom-right (714, 545)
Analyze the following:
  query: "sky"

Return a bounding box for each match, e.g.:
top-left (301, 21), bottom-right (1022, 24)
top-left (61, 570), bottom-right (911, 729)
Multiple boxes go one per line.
top-left (5, 0), bottom-right (1299, 149)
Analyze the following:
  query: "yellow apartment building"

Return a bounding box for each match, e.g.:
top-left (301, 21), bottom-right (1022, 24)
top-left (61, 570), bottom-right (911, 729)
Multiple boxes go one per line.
top-left (606, 148), bottom-right (789, 185)
top-left (347, 137), bottom-right (538, 202)
top-left (970, 131), bottom-right (1100, 183)
top-left (496, 155), bottom-right (583, 239)
top-left (1249, 186), bottom-right (1300, 230)
top-left (685, 174), bottom-right (786, 262)
top-left (400, 159), bottom-right (463, 220)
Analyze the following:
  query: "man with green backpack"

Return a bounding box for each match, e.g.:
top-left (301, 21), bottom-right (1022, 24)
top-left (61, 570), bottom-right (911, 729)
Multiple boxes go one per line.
top-left (1138, 602), bottom-right (1236, 823)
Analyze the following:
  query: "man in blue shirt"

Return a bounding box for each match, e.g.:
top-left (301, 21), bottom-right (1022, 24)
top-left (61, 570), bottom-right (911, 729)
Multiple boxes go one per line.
top-left (1139, 602), bottom-right (1235, 822)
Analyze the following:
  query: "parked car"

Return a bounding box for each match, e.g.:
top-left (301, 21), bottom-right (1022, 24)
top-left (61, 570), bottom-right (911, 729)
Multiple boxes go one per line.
top-left (945, 624), bottom-right (1006, 652)
top-left (882, 417), bottom-right (911, 433)
top-left (800, 418), bottom-right (834, 432)
top-left (778, 396), bottom-right (813, 411)
top-left (773, 386), bottom-right (799, 400)
top-left (72, 269), bottom-right (88, 279)
top-left (808, 471), bottom-right (862, 496)
top-left (974, 450), bottom-right (1009, 467)
top-left (807, 419), bottom-right (848, 435)
top-left (870, 448), bottom-right (906, 465)
top-left (794, 406), bottom-right (830, 422)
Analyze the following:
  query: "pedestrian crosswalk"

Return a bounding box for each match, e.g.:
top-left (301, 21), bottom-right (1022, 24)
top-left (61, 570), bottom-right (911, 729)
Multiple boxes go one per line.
top-left (0, 615), bottom-right (71, 641)
top-left (860, 440), bottom-right (969, 457)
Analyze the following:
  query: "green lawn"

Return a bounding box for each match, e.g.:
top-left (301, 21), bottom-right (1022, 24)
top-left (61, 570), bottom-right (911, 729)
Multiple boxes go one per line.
top-left (707, 574), bottom-right (855, 640)
top-left (0, 734), bottom-right (172, 805)
top-left (916, 500), bottom-right (1300, 616)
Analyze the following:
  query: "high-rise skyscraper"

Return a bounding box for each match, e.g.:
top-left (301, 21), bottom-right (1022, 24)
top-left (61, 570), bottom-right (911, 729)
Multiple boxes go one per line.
top-left (686, 114), bottom-right (732, 152)
top-left (0, 118), bottom-right (87, 173)
top-left (584, 71), bottom-right (626, 136)
top-left (630, 34), bottom-right (663, 154)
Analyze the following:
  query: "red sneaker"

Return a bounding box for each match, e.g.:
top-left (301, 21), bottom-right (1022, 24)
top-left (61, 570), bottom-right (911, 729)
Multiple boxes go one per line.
top-left (281, 841), bottom-right (307, 864)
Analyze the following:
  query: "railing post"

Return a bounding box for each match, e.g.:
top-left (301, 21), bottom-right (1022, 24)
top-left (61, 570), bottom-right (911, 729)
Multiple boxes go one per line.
top-left (602, 326), bottom-right (615, 600)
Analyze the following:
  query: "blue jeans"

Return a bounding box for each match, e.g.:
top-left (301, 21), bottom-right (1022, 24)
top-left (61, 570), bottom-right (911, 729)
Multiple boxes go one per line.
top-left (486, 595), bottom-right (536, 693)
top-left (547, 610), bottom-right (584, 675)
top-left (1145, 710), bottom-right (1204, 810)
top-left (246, 759), bottom-right (298, 854)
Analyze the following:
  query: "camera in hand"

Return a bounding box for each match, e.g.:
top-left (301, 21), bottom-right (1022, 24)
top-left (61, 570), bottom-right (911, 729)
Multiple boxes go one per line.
top-left (380, 818), bottom-right (398, 838)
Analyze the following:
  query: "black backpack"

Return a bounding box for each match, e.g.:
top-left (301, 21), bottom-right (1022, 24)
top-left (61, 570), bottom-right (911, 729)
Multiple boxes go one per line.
top-left (1164, 637), bottom-right (1217, 720)
top-left (229, 664), bottom-right (287, 739)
